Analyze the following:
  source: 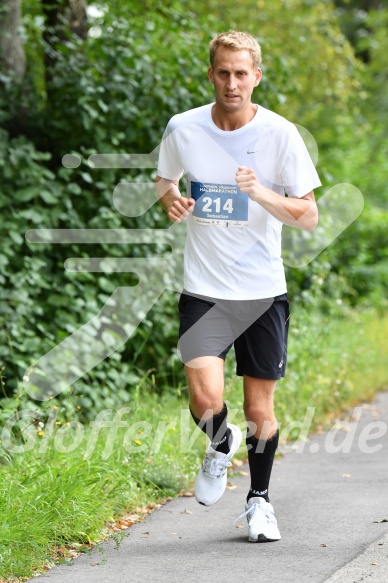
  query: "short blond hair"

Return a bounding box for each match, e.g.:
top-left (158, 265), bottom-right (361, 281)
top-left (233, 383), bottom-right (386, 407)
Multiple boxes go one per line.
top-left (209, 30), bottom-right (262, 69)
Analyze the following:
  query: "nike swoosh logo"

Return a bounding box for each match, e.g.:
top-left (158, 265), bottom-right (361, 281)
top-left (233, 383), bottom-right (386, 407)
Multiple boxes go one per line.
top-left (247, 150), bottom-right (258, 154)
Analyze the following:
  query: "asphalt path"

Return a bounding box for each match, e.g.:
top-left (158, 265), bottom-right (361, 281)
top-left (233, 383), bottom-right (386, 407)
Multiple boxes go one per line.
top-left (30, 391), bottom-right (388, 583)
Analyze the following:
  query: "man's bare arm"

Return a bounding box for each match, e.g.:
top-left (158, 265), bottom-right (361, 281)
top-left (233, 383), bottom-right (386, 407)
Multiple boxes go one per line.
top-left (235, 166), bottom-right (318, 232)
top-left (155, 176), bottom-right (195, 222)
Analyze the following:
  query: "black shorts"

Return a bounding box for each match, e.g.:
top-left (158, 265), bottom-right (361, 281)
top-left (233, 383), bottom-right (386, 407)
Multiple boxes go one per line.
top-left (178, 291), bottom-right (290, 380)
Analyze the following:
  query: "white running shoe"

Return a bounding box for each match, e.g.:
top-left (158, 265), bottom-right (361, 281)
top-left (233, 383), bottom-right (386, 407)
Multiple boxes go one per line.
top-left (236, 496), bottom-right (281, 542)
top-left (194, 424), bottom-right (242, 506)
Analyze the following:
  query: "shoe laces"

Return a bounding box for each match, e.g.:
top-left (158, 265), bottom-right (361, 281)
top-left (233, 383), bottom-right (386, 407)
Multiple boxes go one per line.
top-left (202, 453), bottom-right (232, 479)
top-left (234, 501), bottom-right (277, 526)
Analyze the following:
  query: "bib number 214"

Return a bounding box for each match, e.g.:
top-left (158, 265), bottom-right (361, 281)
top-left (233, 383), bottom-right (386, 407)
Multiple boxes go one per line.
top-left (202, 197), bottom-right (234, 214)
top-left (191, 181), bottom-right (248, 227)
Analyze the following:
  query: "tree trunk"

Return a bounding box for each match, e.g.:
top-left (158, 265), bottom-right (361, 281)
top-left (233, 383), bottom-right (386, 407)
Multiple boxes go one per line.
top-left (0, 0), bottom-right (26, 78)
top-left (41, 0), bottom-right (88, 86)
top-left (69, 0), bottom-right (88, 40)
top-left (41, 0), bottom-right (88, 44)
top-left (40, 0), bottom-right (88, 115)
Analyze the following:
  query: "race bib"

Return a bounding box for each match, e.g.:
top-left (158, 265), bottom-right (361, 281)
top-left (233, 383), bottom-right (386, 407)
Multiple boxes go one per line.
top-left (191, 181), bottom-right (248, 227)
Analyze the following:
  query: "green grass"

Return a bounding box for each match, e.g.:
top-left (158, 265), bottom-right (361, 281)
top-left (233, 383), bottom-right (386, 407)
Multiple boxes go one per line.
top-left (0, 307), bottom-right (387, 581)
top-left (224, 307), bottom-right (388, 440)
top-left (0, 390), bottom-right (204, 580)
top-left (278, 307), bottom-right (388, 430)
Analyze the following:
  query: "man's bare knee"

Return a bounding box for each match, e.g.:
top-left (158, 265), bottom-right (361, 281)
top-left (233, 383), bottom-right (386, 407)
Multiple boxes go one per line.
top-left (185, 358), bottom-right (224, 419)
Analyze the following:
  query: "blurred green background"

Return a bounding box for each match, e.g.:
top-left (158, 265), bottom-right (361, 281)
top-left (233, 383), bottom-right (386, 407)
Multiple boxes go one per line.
top-left (1, 0), bottom-right (387, 417)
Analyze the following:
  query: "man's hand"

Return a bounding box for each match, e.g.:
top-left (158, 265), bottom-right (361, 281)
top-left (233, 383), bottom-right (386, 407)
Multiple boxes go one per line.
top-left (235, 165), bottom-right (263, 202)
top-left (168, 197), bottom-right (195, 223)
top-left (156, 176), bottom-right (195, 222)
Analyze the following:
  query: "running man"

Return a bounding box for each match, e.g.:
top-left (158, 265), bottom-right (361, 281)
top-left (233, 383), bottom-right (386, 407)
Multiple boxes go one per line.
top-left (156, 30), bottom-right (320, 542)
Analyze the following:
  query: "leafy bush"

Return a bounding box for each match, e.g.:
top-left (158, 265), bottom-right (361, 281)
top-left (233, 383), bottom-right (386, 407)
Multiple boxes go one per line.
top-left (1, 0), bottom-right (386, 415)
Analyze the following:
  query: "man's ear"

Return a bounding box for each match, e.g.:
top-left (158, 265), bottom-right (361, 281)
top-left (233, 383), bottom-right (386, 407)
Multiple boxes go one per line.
top-left (208, 66), bottom-right (214, 84)
top-left (254, 67), bottom-right (262, 87)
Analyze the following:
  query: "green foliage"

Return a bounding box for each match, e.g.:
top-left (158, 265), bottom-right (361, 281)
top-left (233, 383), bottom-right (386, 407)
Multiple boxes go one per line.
top-left (306, 1), bottom-right (388, 310)
top-left (1, 0), bottom-right (387, 415)
top-left (0, 382), bottom-right (200, 579)
top-left (275, 308), bottom-right (388, 435)
top-left (1, 3), bottom-right (223, 405)
top-left (224, 307), bottom-right (388, 440)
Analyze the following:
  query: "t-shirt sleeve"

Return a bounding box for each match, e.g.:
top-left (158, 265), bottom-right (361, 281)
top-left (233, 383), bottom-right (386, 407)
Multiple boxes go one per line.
top-left (280, 123), bottom-right (322, 198)
top-left (156, 118), bottom-right (185, 181)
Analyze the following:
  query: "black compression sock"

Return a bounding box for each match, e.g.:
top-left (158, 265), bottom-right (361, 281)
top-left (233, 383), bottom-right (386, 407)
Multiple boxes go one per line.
top-left (190, 402), bottom-right (231, 454)
top-left (246, 429), bottom-right (279, 503)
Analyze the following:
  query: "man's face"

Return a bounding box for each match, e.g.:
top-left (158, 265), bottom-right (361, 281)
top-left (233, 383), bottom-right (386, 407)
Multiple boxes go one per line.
top-left (208, 47), bottom-right (262, 113)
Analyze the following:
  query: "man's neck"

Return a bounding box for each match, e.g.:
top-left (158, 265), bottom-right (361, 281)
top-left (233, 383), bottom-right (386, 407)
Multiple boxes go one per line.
top-left (211, 103), bottom-right (258, 131)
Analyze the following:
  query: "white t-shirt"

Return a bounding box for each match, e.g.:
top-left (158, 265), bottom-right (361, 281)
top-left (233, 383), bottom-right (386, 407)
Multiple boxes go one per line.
top-left (157, 103), bottom-right (321, 300)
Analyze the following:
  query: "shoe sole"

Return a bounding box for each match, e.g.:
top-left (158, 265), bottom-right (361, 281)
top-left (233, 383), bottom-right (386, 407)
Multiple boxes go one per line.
top-left (249, 534), bottom-right (281, 542)
top-left (226, 423), bottom-right (243, 458)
